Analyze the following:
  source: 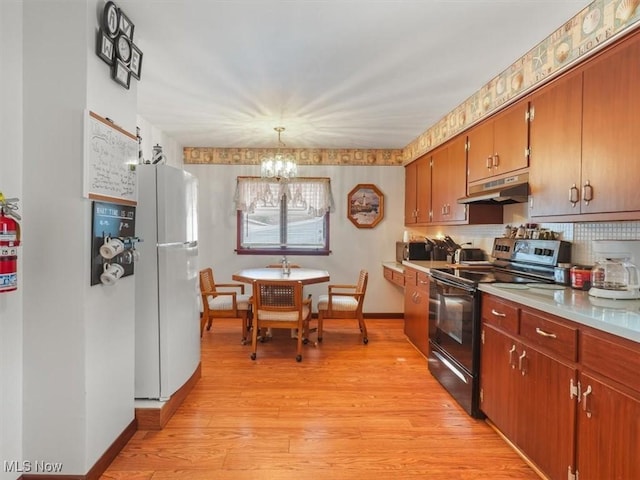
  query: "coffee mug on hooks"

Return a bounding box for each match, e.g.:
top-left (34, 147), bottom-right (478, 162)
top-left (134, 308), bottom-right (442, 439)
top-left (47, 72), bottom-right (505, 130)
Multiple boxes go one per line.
top-left (99, 237), bottom-right (125, 259)
top-left (100, 263), bottom-right (124, 286)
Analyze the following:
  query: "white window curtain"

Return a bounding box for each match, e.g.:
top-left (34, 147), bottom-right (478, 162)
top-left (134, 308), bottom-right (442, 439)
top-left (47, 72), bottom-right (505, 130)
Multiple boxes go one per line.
top-left (234, 177), bottom-right (335, 217)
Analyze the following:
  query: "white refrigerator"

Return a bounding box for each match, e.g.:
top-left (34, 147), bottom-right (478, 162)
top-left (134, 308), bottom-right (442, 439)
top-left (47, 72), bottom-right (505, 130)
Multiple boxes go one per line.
top-left (135, 164), bottom-right (200, 400)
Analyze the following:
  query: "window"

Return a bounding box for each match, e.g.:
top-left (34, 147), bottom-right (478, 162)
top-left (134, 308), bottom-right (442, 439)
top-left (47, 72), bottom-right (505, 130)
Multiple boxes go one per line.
top-left (235, 177), bottom-right (334, 255)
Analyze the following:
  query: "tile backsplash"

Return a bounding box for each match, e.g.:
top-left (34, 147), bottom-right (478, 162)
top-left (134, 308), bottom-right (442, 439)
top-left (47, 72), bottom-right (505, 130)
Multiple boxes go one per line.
top-left (573, 221), bottom-right (640, 265)
top-left (407, 220), bottom-right (640, 267)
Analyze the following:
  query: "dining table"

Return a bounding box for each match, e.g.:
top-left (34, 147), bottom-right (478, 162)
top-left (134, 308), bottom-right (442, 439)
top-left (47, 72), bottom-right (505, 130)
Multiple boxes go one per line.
top-left (232, 267), bottom-right (330, 285)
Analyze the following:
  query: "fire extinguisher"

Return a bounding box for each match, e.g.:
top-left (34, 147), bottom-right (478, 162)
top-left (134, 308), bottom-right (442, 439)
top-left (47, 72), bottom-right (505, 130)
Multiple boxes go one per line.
top-left (0, 194), bottom-right (21, 293)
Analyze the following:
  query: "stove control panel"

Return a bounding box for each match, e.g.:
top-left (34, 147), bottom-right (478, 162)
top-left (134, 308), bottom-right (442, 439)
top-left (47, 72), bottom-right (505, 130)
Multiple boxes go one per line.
top-left (491, 238), bottom-right (571, 267)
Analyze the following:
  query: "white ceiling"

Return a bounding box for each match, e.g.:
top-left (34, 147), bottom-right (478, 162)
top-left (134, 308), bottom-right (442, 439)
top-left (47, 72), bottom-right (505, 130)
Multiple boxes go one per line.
top-left (119, 0), bottom-right (590, 150)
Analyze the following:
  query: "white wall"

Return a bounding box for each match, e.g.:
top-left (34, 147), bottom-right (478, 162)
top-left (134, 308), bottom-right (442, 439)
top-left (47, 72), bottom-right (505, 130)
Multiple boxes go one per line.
top-left (20, 0), bottom-right (137, 474)
top-left (137, 115), bottom-right (183, 169)
top-left (185, 163), bottom-right (406, 314)
top-left (0, 1), bottom-right (23, 479)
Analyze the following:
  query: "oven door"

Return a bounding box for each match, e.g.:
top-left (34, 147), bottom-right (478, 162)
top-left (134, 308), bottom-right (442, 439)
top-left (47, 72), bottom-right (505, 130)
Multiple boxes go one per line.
top-left (427, 275), bottom-right (483, 417)
top-left (428, 277), bottom-right (478, 373)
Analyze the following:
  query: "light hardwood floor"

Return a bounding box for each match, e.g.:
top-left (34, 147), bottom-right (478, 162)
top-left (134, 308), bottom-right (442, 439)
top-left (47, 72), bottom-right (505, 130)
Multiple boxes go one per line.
top-left (101, 318), bottom-right (539, 479)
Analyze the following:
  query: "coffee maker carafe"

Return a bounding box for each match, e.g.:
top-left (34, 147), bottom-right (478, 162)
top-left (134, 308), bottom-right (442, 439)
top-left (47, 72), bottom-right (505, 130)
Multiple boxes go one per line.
top-left (589, 240), bottom-right (640, 300)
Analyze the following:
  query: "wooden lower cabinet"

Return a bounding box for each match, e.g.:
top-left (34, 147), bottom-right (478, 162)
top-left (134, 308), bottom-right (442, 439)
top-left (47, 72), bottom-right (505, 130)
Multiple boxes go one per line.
top-left (480, 322), bottom-right (576, 480)
top-left (480, 293), bottom-right (640, 480)
top-left (517, 345), bottom-right (576, 480)
top-left (403, 267), bottom-right (429, 356)
top-left (575, 329), bottom-right (640, 480)
top-left (575, 372), bottom-right (640, 480)
top-left (480, 324), bottom-right (520, 441)
top-left (383, 265), bottom-right (405, 287)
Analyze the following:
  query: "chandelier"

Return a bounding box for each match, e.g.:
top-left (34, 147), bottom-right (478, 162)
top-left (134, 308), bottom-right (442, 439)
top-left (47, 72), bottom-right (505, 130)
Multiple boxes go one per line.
top-left (261, 127), bottom-right (297, 180)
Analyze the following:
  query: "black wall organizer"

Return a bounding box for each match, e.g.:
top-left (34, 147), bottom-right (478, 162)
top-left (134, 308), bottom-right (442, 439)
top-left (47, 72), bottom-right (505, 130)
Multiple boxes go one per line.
top-left (91, 201), bottom-right (137, 286)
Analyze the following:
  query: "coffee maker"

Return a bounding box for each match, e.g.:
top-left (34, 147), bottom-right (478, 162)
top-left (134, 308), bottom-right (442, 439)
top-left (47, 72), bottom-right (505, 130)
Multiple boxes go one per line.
top-left (589, 240), bottom-right (640, 300)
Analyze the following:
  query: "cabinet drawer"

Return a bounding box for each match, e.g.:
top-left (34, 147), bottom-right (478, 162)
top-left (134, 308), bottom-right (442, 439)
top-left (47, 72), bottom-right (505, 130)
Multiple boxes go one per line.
top-left (384, 266), bottom-right (406, 287)
top-left (393, 270), bottom-right (405, 287)
top-left (416, 271), bottom-right (429, 293)
top-left (520, 310), bottom-right (578, 362)
top-left (581, 330), bottom-right (640, 392)
top-left (404, 268), bottom-right (417, 288)
top-left (481, 294), bottom-right (519, 334)
top-left (383, 267), bottom-right (393, 282)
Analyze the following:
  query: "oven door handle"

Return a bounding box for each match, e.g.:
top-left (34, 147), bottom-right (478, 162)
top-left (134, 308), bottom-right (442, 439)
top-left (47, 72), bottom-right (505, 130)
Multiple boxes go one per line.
top-left (433, 277), bottom-right (477, 294)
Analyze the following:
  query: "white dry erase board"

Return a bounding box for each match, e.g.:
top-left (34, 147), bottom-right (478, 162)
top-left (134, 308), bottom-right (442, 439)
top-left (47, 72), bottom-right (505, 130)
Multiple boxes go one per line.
top-left (84, 110), bottom-right (137, 205)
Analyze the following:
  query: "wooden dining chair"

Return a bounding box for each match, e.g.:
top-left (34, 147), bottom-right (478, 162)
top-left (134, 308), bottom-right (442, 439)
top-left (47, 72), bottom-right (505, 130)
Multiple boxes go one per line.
top-left (250, 279), bottom-right (312, 362)
top-left (199, 267), bottom-right (252, 343)
top-left (317, 269), bottom-right (369, 344)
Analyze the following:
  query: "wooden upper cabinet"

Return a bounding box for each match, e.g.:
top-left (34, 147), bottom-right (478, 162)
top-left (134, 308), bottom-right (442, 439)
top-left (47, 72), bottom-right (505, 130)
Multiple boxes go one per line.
top-left (407, 135), bottom-right (501, 226)
top-left (492, 101), bottom-right (530, 176)
top-left (467, 100), bottom-right (529, 184)
top-left (404, 155), bottom-right (431, 225)
top-left (528, 72), bottom-right (583, 217)
top-left (415, 157), bottom-right (431, 224)
top-left (404, 161), bottom-right (418, 224)
top-left (431, 136), bottom-right (467, 223)
top-left (581, 31), bottom-right (640, 215)
top-left (467, 119), bottom-right (494, 183)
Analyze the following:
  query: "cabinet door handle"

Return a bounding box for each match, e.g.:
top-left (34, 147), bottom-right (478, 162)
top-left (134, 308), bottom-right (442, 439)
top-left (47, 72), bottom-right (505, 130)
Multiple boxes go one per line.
top-left (508, 345), bottom-right (517, 368)
top-left (486, 156), bottom-right (493, 169)
top-left (491, 309), bottom-right (506, 317)
top-left (519, 350), bottom-right (527, 375)
top-left (569, 184), bottom-right (580, 207)
top-left (492, 154), bottom-right (499, 167)
top-left (582, 180), bottom-right (593, 205)
top-left (582, 384), bottom-right (593, 418)
top-left (535, 327), bottom-right (557, 339)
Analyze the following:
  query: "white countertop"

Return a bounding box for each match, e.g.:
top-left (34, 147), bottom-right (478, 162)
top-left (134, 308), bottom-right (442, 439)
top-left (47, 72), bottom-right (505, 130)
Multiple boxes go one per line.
top-left (401, 260), bottom-right (451, 272)
top-left (383, 260), bottom-right (451, 273)
top-left (479, 283), bottom-right (640, 343)
top-left (397, 260), bottom-right (640, 344)
top-left (382, 261), bottom-right (405, 272)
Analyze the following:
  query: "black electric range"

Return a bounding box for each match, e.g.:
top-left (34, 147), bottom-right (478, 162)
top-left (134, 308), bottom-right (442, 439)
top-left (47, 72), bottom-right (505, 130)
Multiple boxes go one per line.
top-left (427, 237), bottom-right (571, 418)
top-left (430, 237), bottom-right (572, 287)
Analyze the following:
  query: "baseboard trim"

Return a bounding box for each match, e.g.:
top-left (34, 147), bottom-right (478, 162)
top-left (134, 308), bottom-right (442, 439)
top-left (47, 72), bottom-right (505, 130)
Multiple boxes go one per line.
top-left (19, 419), bottom-right (137, 480)
top-left (311, 313), bottom-right (404, 319)
top-left (364, 312), bottom-right (404, 319)
top-left (135, 362), bottom-right (202, 430)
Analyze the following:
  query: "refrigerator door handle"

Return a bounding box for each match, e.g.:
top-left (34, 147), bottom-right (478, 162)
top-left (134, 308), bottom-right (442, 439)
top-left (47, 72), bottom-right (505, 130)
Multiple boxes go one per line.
top-left (158, 241), bottom-right (198, 248)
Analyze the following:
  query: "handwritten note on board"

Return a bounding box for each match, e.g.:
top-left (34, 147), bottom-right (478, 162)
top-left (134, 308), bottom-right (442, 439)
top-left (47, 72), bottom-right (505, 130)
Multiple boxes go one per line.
top-left (84, 111), bottom-right (138, 205)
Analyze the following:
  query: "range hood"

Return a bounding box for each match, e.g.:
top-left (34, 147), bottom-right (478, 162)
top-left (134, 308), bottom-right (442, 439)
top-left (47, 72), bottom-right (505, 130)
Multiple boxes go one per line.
top-left (458, 174), bottom-right (529, 205)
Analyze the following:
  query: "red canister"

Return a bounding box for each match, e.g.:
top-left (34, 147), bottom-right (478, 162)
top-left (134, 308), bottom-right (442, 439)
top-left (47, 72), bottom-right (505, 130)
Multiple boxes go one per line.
top-left (570, 265), bottom-right (593, 291)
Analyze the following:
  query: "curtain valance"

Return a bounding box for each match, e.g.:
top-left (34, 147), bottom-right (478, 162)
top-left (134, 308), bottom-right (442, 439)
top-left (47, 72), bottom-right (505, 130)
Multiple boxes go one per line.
top-left (234, 177), bottom-right (335, 217)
